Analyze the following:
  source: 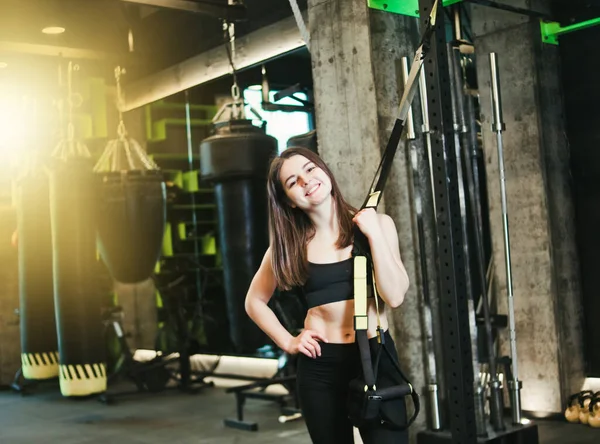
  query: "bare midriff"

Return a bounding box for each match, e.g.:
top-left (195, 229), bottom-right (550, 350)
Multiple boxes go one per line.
top-left (303, 297), bottom-right (390, 344)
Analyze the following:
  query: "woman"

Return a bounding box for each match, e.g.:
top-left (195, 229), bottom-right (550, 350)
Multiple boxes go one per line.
top-left (245, 147), bottom-right (410, 444)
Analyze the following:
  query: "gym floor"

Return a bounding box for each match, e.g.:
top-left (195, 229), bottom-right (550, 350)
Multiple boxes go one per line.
top-left (0, 381), bottom-right (598, 444)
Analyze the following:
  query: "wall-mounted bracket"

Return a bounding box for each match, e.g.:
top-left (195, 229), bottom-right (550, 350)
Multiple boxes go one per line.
top-left (540, 17), bottom-right (600, 45)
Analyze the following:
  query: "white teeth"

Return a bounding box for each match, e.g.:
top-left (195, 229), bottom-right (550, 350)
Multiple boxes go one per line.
top-left (306, 184), bottom-right (319, 196)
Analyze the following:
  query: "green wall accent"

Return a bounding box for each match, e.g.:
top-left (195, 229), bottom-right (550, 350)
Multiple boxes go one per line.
top-left (367, 0), bottom-right (462, 17)
top-left (74, 77), bottom-right (108, 140)
top-left (144, 100), bottom-right (218, 142)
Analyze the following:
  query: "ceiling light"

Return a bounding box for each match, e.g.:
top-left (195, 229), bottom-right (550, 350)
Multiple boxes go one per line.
top-left (42, 26), bottom-right (66, 35)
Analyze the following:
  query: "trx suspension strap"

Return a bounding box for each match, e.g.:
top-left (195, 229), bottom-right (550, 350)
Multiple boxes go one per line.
top-left (352, 0), bottom-right (439, 279)
top-left (351, 0), bottom-right (440, 426)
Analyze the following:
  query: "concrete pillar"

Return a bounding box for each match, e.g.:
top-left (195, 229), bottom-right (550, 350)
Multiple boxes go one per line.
top-left (308, 0), bottom-right (382, 208)
top-left (536, 29), bottom-right (586, 407)
top-left (308, 0), bottom-right (437, 438)
top-left (471, 1), bottom-right (584, 414)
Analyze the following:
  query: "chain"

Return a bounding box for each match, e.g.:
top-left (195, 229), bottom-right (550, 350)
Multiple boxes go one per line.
top-left (53, 61), bottom-right (90, 160)
top-left (114, 66), bottom-right (128, 140)
top-left (66, 62), bottom-right (79, 143)
top-left (288, 0), bottom-right (310, 51)
top-left (227, 22), bottom-right (236, 75)
top-left (224, 20), bottom-right (243, 119)
top-left (93, 64), bottom-right (158, 173)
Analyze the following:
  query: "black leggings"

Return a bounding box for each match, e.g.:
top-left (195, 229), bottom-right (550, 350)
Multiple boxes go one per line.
top-left (296, 331), bottom-right (408, 444)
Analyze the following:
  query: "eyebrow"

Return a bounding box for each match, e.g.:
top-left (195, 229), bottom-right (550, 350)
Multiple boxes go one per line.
top-left (284, 161), bottom-right (313, 186)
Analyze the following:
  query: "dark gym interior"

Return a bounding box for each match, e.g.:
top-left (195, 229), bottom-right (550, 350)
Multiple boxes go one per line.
top-left (1, 1), bottom-right (600, 443)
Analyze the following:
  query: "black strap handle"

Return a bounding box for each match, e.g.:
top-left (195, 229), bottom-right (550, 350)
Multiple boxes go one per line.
top-left (382, 339), bottom-right (420, 427)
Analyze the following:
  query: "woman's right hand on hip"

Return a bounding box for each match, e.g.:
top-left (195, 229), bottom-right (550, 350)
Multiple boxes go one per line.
top-left (287, 330), bottom-right (328, 358)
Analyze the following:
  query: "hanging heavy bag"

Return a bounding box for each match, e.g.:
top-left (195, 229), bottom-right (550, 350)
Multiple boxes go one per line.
top-left (16, 170), bottom-right (59, 380)
top-left (345, 0), bottom-right (440, 429)
top-left (96, 170), bottom-right (166, 284)
top-left (94, 67), bottom-right (166, 284)
top-left (50, 158), bottom-right (108, 397)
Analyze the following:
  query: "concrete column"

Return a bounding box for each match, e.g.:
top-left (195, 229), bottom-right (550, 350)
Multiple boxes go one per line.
top-left (308, 0), bottom-right (437, 437)
top-left (471, 1), bottom-right (584, 414)
top-left (308, 0), bottom-right (382, 208)
top-left (535, 30), bottom-right (585, 407)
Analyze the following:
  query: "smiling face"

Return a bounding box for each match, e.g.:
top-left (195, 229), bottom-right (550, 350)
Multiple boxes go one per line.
top-left (279, 154), bottom-right (333, 211)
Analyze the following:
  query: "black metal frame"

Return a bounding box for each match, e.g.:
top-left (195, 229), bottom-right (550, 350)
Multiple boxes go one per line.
top-left (415, 3), bottom-right (542, 443)
top-left (223, 375), bottom-right (300, 431)
top-left (261, 66), bottom-right (314, 113)
top-left (120, 0), bottom-right (248, 21)
top-left (462, 0), bottom-right (553, 20)
top-left (7, 368), bottom-right (59, 395)
top-left (417, 0), bottom-right (478, 441)
top-left (98, 303), bottom-right (214, 404)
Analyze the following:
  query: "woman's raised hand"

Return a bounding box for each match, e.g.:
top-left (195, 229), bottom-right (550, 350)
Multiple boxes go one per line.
top-left (286, 329), bottom-right (328, 358)
top-left (352, 208), bottom-right (382, 241)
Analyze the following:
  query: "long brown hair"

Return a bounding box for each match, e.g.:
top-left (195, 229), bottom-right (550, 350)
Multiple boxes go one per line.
top-left (267, 147), bottom-right (356, 290)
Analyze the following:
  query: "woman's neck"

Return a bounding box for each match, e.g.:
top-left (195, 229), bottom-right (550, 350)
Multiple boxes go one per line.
top-left (307, 198), bottom-right (339, 237)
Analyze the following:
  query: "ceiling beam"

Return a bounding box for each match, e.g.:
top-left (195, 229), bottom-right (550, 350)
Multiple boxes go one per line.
top-left (120, 0), bottom-right (247, 21)
top-left (121, 15), bottom-right (305, 111)
top-left (0, 41), bottom-right (109, 60)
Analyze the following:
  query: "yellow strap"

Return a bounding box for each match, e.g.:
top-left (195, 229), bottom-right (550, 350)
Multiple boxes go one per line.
top-left (353, 257), bottom-right (383, 334)
top-left (365, 191), bottom-right (380, 208)
top-left (353, 256), bottom-right (368, 331)
top-left (372, 267), bottom-right (382, 336)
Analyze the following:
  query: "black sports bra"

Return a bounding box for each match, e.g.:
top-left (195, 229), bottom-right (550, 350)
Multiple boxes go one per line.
top-left (302, 257), bottom-right (373, 310)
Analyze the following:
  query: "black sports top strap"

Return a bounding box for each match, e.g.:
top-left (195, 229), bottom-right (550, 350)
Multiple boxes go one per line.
top-left (302, 259), bottom-right (373, 309)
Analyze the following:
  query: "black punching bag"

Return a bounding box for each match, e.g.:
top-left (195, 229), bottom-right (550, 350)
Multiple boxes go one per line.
top-left (200, 120), bottom-right (277, 354)
top-left (286, 130), bottom-right (318, 154)
top-left (96, 170), bottom-right (166, 283)
top-left (16, 171), bottom-right (59, 380)
top-left (50, 158), bottom-right (106, 396)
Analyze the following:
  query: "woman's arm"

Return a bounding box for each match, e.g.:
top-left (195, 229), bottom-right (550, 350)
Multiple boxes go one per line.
top-left (353, 210), bottom-right (409, 308)
top-left (245, 248), bottom-right (294, 351)
top-left (245, 248), bottom-right (327, 357)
